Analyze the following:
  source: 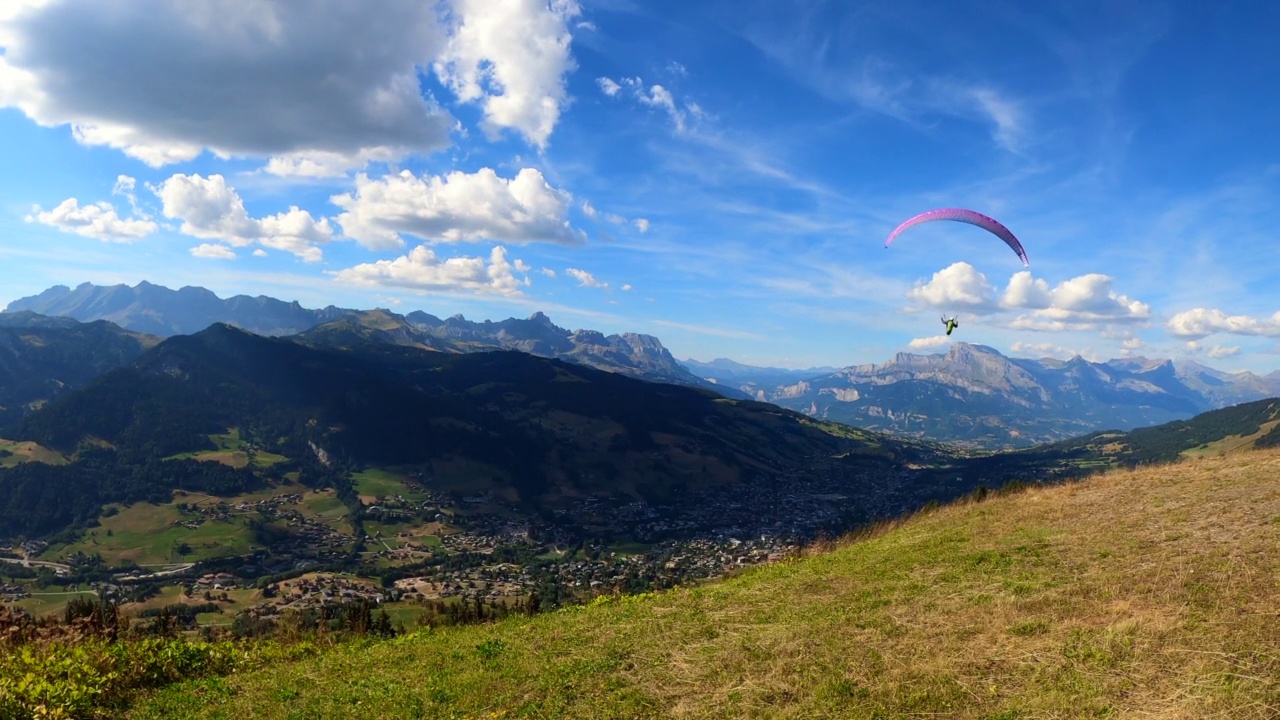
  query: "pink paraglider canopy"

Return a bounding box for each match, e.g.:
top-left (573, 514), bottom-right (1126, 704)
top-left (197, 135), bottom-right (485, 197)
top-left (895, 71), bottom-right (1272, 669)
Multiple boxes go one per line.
top-left (885, 208), bottom-right (1029, 267)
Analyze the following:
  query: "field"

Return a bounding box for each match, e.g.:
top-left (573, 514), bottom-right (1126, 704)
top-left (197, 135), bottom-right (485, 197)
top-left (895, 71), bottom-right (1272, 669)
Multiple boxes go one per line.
top-left (1182, 419), bottom-right (1280, 458)
top-left (12, 590), bottom-right (98, 618)
top-left (134, 447), bottom-right (1280, 718)
top-left (43, 502), bottom-right (256, 567)
top-left (0, 437), bottom-right (66, 467)
top-left (166, 428), bottom-right (289, 468)
top-left (351, 468), bottom-right (426, 504)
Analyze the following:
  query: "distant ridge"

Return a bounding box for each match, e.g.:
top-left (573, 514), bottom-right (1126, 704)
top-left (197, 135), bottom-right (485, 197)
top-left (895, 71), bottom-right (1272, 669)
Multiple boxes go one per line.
top-left (5, 281), bottom-right (350, 337)
top-left (684, 343), bottom-right (1280, 448)
top-left (4, 282), bottom-right (741, 398)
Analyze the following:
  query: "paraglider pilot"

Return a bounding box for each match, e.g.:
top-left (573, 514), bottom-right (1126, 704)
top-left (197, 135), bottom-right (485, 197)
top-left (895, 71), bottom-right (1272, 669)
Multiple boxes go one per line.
top-left (942, 316), bottom-right (959, 336)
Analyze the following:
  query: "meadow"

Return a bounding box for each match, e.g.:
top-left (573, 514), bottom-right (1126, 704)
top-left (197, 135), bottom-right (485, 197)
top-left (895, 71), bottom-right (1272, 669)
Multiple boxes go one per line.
top-left (123, 447), bottom-right (1278, 719)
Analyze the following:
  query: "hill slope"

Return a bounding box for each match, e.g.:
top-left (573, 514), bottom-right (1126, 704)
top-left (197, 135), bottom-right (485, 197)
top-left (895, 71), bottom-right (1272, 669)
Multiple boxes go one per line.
top-left (135, 447), bottom-right (1280, 719)
top-left (308, 307), bottom-right (743, 397)
top-left (0, 311), bottom-right (158, 430)
top-left (5, 324), bottom-right (947, 539)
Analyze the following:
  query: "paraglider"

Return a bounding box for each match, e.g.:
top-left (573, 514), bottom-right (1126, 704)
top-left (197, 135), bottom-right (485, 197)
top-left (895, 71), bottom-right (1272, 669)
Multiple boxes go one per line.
top-left (942, 316), bottom-right (959, 336)
top-left (885, 208), bottom-right (1029, 267)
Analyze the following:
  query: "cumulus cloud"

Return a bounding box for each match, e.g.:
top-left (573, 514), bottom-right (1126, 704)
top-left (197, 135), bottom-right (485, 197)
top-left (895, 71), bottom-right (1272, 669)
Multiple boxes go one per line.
top-left (1000, 271), bottom-right (1051, 309)
top-left (434, 0), bottom-right (581, 148)
top-left (621, 284), bottom-right (633, 291)
top-left (25, 197), bottom-right (157, 242)
top-left (154, 173), bottom-right (332, 262)
top-left (539, 267), bottom-right (556, 277)
top-left (1208, 345), bottom-right (1241, 359)
top-left (908, 336), bottom-right (950, 349)
top-left (596, 77), bottom-right (621, 97)
top-left (633, 218), bottom-right (650, 233)
top-left (252, 249), bottom-right (268, 257)
top-left (1166, 307), bottom-right (1280, 339)
top-left (332, 245), bottom-right (528, 296)
top-left (1002, 271), bottom-right (1150, 330)
top-left (0, 0), bottom-right (455, 171)
top-left (190, 243), bottom-right (236, 259)
top-left (566, 267), bottom-right (607, 289)
top-left (1119, 337), bottom-right (1144, 356)
top-left (908, 267), bottom-right (1150, 331)
top-left (906, 262), bottom-right (999, 312)
top-left (331, 167), bottom-right (583, 251)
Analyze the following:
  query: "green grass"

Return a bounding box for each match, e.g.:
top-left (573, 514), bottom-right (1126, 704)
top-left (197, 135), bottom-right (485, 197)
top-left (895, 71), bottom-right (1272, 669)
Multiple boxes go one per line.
top-left (352, 468), bottom-right (426, 502)
top-left (164, 428), bottom-right (290, 468)
top-left (297, 491), bottom-right (354, 536)
top-left (49, 502), bottom-right (256, 566)
top-left (1181, 419), bottom-right (1280, 458)
top-left (130, 448), bottom-right (1280, 719)
top-left (13, 590), bottom-right (99, 619)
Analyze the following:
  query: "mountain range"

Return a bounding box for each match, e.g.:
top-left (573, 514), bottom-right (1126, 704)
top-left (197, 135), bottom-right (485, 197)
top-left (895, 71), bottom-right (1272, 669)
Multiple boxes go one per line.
top-left (692, 343), bottom-right (1280, 448)
top-left (7, 281), bottom-right (1280, 449)
top-left (5, 282), bottom-right (731, 398)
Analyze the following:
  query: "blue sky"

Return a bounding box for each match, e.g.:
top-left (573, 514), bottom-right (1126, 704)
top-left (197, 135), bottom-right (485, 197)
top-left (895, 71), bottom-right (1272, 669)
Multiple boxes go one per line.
top-left (2, 0), bottom-right (1279, 371)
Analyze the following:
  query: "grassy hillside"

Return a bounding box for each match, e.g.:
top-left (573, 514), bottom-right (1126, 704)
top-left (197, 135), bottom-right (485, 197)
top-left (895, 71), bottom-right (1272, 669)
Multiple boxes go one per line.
top-left (133, 448), bottom-right (1280, 719)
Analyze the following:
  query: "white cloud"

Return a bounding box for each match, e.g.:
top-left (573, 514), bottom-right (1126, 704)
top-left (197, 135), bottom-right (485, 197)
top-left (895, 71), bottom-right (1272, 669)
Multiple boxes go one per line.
top-left (154, 173), bottom-right (332, 262)
top-left (1010, 341), bottom-right (1096, 361)
top-left (633, 218), bottom-right (650, 233)
top-left (967, 87), bottom-right (1024, 152)
top-left (621, 284), bottom-right (633, 291)
top-left (25, 197), bottom-right (157, 242)
top-left (566, 267), bottom-right (607, 289)
top-left (1000, 271), bottom-right (1051, 309)
top-left (434, 0), bottom-right (581, 148)
top-left (111, 174), bottom-right (147, 216)
top-left (1166, 307), bottom-right (1280, 339)
top-left (605, 76), bottom-right (702, 134)
top-left (835, 59), bottom-right (1027, 153)
top-left (539, 267), bottom-right (556, 277)
top-left (581, 200), bottom-right (598, 218)
top-left (331, 167), bottom-right (583, 251)
top-left (604, 212), bottom-right (626, 225)
top-left (1003, 271), bottom-right (1150, 330)
top-left (1208, 345), bottom-right (1241, 359)
top-left (626, 78), bottom-right (686, 132)
top-left (332, 245), bottom-right (528, 296)
top-left (650, 319), bottom-right (766, 340)
top-left (596, 77), bottom-right (621, 97)
top-left (190, 243), bottom-right (236, 260)
top-left (252, 249), bottom-right (268, 257)
top-left (908, 336), bottom-right (950, 349)
top-left (906, 262), bottom-right (999, 313)
top-left (0, 0), bottom-right (453, 170)
top-left (263, 147), bottom-right (408, 179)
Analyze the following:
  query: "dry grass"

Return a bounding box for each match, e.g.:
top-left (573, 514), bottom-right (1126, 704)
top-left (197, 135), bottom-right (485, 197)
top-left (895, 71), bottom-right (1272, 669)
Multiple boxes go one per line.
top-left (135, 449), bottom-right (1280, 719)
top-left (0, 437), bottom-right (67, 467)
